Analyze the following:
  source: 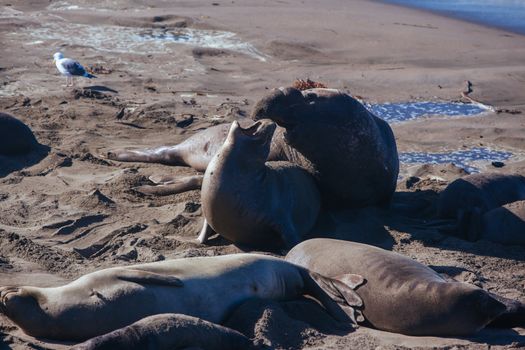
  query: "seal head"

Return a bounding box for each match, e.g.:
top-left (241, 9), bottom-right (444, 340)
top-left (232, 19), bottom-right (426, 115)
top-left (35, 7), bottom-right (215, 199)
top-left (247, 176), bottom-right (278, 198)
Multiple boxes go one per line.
top-left (252, 87), bottom-right (399, 208)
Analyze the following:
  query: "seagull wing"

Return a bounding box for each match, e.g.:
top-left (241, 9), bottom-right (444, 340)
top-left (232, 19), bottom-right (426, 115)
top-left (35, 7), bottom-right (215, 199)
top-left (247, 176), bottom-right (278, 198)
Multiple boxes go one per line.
top-left (60, 58), bottom-right (87, 77)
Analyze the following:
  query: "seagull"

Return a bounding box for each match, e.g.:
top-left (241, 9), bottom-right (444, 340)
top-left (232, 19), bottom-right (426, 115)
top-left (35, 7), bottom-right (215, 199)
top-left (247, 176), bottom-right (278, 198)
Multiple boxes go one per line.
top-left (53, 52), bottom-right (96, 87)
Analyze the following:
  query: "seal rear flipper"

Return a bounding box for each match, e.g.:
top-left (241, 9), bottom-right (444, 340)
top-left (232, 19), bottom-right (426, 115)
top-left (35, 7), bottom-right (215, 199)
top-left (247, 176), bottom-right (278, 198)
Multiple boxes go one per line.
top-left (465, 207), bottom-right (482, 242)
top-left (133, 175), bottom-right (203, 196)
top-left (197, 219), bottom-right (214, 244)
top-left (117, 270), bottom-right (183, 287)
top-left (303, 270), bottom-right (364, 324)
top-left (487, 293), bottom-right (525, 328)
top-left (313, 272), bottom-right (365, 324)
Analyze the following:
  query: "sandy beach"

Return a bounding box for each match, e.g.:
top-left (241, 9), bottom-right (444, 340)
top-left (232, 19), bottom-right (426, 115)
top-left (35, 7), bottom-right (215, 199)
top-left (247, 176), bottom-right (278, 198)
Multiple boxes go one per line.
top-left (1, 0), bottom-right (525, 348)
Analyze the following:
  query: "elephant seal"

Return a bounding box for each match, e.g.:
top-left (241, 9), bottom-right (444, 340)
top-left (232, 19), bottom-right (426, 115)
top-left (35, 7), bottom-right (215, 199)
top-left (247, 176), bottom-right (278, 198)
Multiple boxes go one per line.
top-left (198, 120), bottom-right (320, 249)
top-left (467, 200), bottom-right (525, 245)
top-left (106, 121), bottom-right (293, 172)
top-left (0, 253), bottom-right (362, 341)
top-left (106, 123), bottom-right (231, 172)
top-left (72, 313), bottom-right (263, 350)
top-left (285, 238), bottom-right (521, 336)
top-left (0, 112), bottom-right (39, 155)
top-left (437, 173), bottom-right (525, 219)
top-left (251, 87), bottom-right (399, 208)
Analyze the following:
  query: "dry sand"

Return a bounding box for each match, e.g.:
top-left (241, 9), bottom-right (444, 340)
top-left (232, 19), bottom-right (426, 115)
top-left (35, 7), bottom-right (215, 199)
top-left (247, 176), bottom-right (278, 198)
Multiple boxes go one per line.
top-left (1, 0), bottom-right (525, 349)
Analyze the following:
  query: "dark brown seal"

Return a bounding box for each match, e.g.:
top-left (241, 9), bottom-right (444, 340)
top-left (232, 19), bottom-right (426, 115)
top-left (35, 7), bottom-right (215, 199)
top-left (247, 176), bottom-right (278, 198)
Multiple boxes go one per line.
top-left (285, 238), bottom-right (522, 336)
top-left (468, 200), bottom-right (525, 245)
top-left (0, 112), bottom-right (39, 155)
top-left (437, 173), bottom-right (525, 239)
top-left (438, 173), bottom-right (525, 219)
top-left (199, 120), bottom-right (320, 249)
top-left (251, 87), bottom-right (399, 208)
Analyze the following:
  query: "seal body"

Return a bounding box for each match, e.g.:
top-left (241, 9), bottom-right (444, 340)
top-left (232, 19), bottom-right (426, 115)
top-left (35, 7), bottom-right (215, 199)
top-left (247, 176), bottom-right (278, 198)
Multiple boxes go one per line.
top-left (471, 200), bottom-right (525, 245)
top-left (106, 121), bottom-right (293, 172)
top-left (200, 120), bottom-right (320, 249)
top-left (72, 313), bottom-right (261, 350)
top-left (286, 238), bottom-right (507, 336)
top-left (251, 87), bottom-right (399, 208)
top-left (438, 173), bottom-right (525, 219)
top-left (0, 253), bottom-right (356, 341)
top-left (0, 112), bottom-right (38, 155)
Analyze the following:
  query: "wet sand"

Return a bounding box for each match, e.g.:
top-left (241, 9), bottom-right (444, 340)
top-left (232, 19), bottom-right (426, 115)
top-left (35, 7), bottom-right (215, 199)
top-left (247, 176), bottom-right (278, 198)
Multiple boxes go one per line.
top-left (1, 0), bottom-right (525, 349)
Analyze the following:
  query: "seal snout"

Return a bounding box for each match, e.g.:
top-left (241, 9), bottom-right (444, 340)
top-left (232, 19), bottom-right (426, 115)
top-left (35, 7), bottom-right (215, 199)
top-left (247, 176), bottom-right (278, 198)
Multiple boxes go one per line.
top-left (251, 87), bottom-right (303, 125)
top-left (237, 120), bottom-right (263, 137)
top-left (231, 120), bottom-right (276, 141)
top-left (0, 286), bottom-right (21, 315)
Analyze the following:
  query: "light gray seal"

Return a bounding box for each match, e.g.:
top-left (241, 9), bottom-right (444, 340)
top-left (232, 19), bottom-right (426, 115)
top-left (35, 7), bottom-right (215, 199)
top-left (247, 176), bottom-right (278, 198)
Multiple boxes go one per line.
top-left (251, 87), bottom-right (399, 208)
top-left (285, 238), bottom-right (524, 336)
top-left (198, 120), bottom-right (320, 249)
top-left (72, 313), bottom-right (264, 350)
top-left (105, 122), bottom-right (293, 172)
top-left (104, 121), bottom-right (300, 196)
top-left (0, 253), bottom-right (362, 341)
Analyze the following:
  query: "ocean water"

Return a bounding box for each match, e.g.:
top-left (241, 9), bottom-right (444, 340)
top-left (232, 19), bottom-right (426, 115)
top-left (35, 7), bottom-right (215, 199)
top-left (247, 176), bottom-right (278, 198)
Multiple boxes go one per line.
top-left (399, 147), bottom-right (513, 173)
top-left (381, 0), bottom-right (525, 35)
top-left (368, 101), bottom-right (489, 123)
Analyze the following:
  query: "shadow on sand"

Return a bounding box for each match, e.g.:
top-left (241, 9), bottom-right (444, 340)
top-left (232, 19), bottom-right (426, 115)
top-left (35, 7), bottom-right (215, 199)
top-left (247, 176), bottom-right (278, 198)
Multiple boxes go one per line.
top-left (305, 189), bottom-right (525, 262)
top-left (386, 190), bottom-right (525, 261)
top-left (226, 297), bottom-right (353, 349)
top-left (83, 85), bottom-right (119, 94)
top-left (0, 144), bottom-right (50, 178)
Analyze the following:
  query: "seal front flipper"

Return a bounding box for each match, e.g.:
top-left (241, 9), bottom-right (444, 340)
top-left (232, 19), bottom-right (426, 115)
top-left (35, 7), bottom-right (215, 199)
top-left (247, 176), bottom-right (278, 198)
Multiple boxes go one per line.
top-left (487, 292), bottom-right (525, 328)
top-left (309, 271), bottom-right (365, 324)
top-left (301, 269), bottom-right (364, 324)
top-left (197, 219), bottom-right (214, 244)
top-left (117, 269), bottom-right (183, 287)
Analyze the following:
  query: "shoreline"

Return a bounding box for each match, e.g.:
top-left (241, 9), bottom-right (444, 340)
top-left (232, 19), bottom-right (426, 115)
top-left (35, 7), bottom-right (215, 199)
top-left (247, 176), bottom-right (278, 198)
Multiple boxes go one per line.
top-left (373, 0), bottom-right (525, 37)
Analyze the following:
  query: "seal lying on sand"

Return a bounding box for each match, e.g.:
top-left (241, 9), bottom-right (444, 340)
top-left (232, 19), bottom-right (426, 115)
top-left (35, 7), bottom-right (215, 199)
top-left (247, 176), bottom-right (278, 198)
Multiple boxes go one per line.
top-left (106, 124), bottom-right (232, 172)
top-left (252, 87), bottom-right (399, 208)
top-left (0, 112), bottom-right (39, 155)
top-left (198, 120), bottom-right (320, 249)
top-left (105, 121), bottom-right (301, 195)
top-left (467, 200), bottom-right (525, 245)
top-left (106, 121), bottom-right (294, 172)
top-left (0, 253), bottom-right (362, 341)
top-left (438, 173), bottom-right (525, 220)
top-left (437, 173), bottom-right (525, 239)
top-left (72, 314), bottom-right (263, 350)
top-left (286, 238), bottom-right (524, 336)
